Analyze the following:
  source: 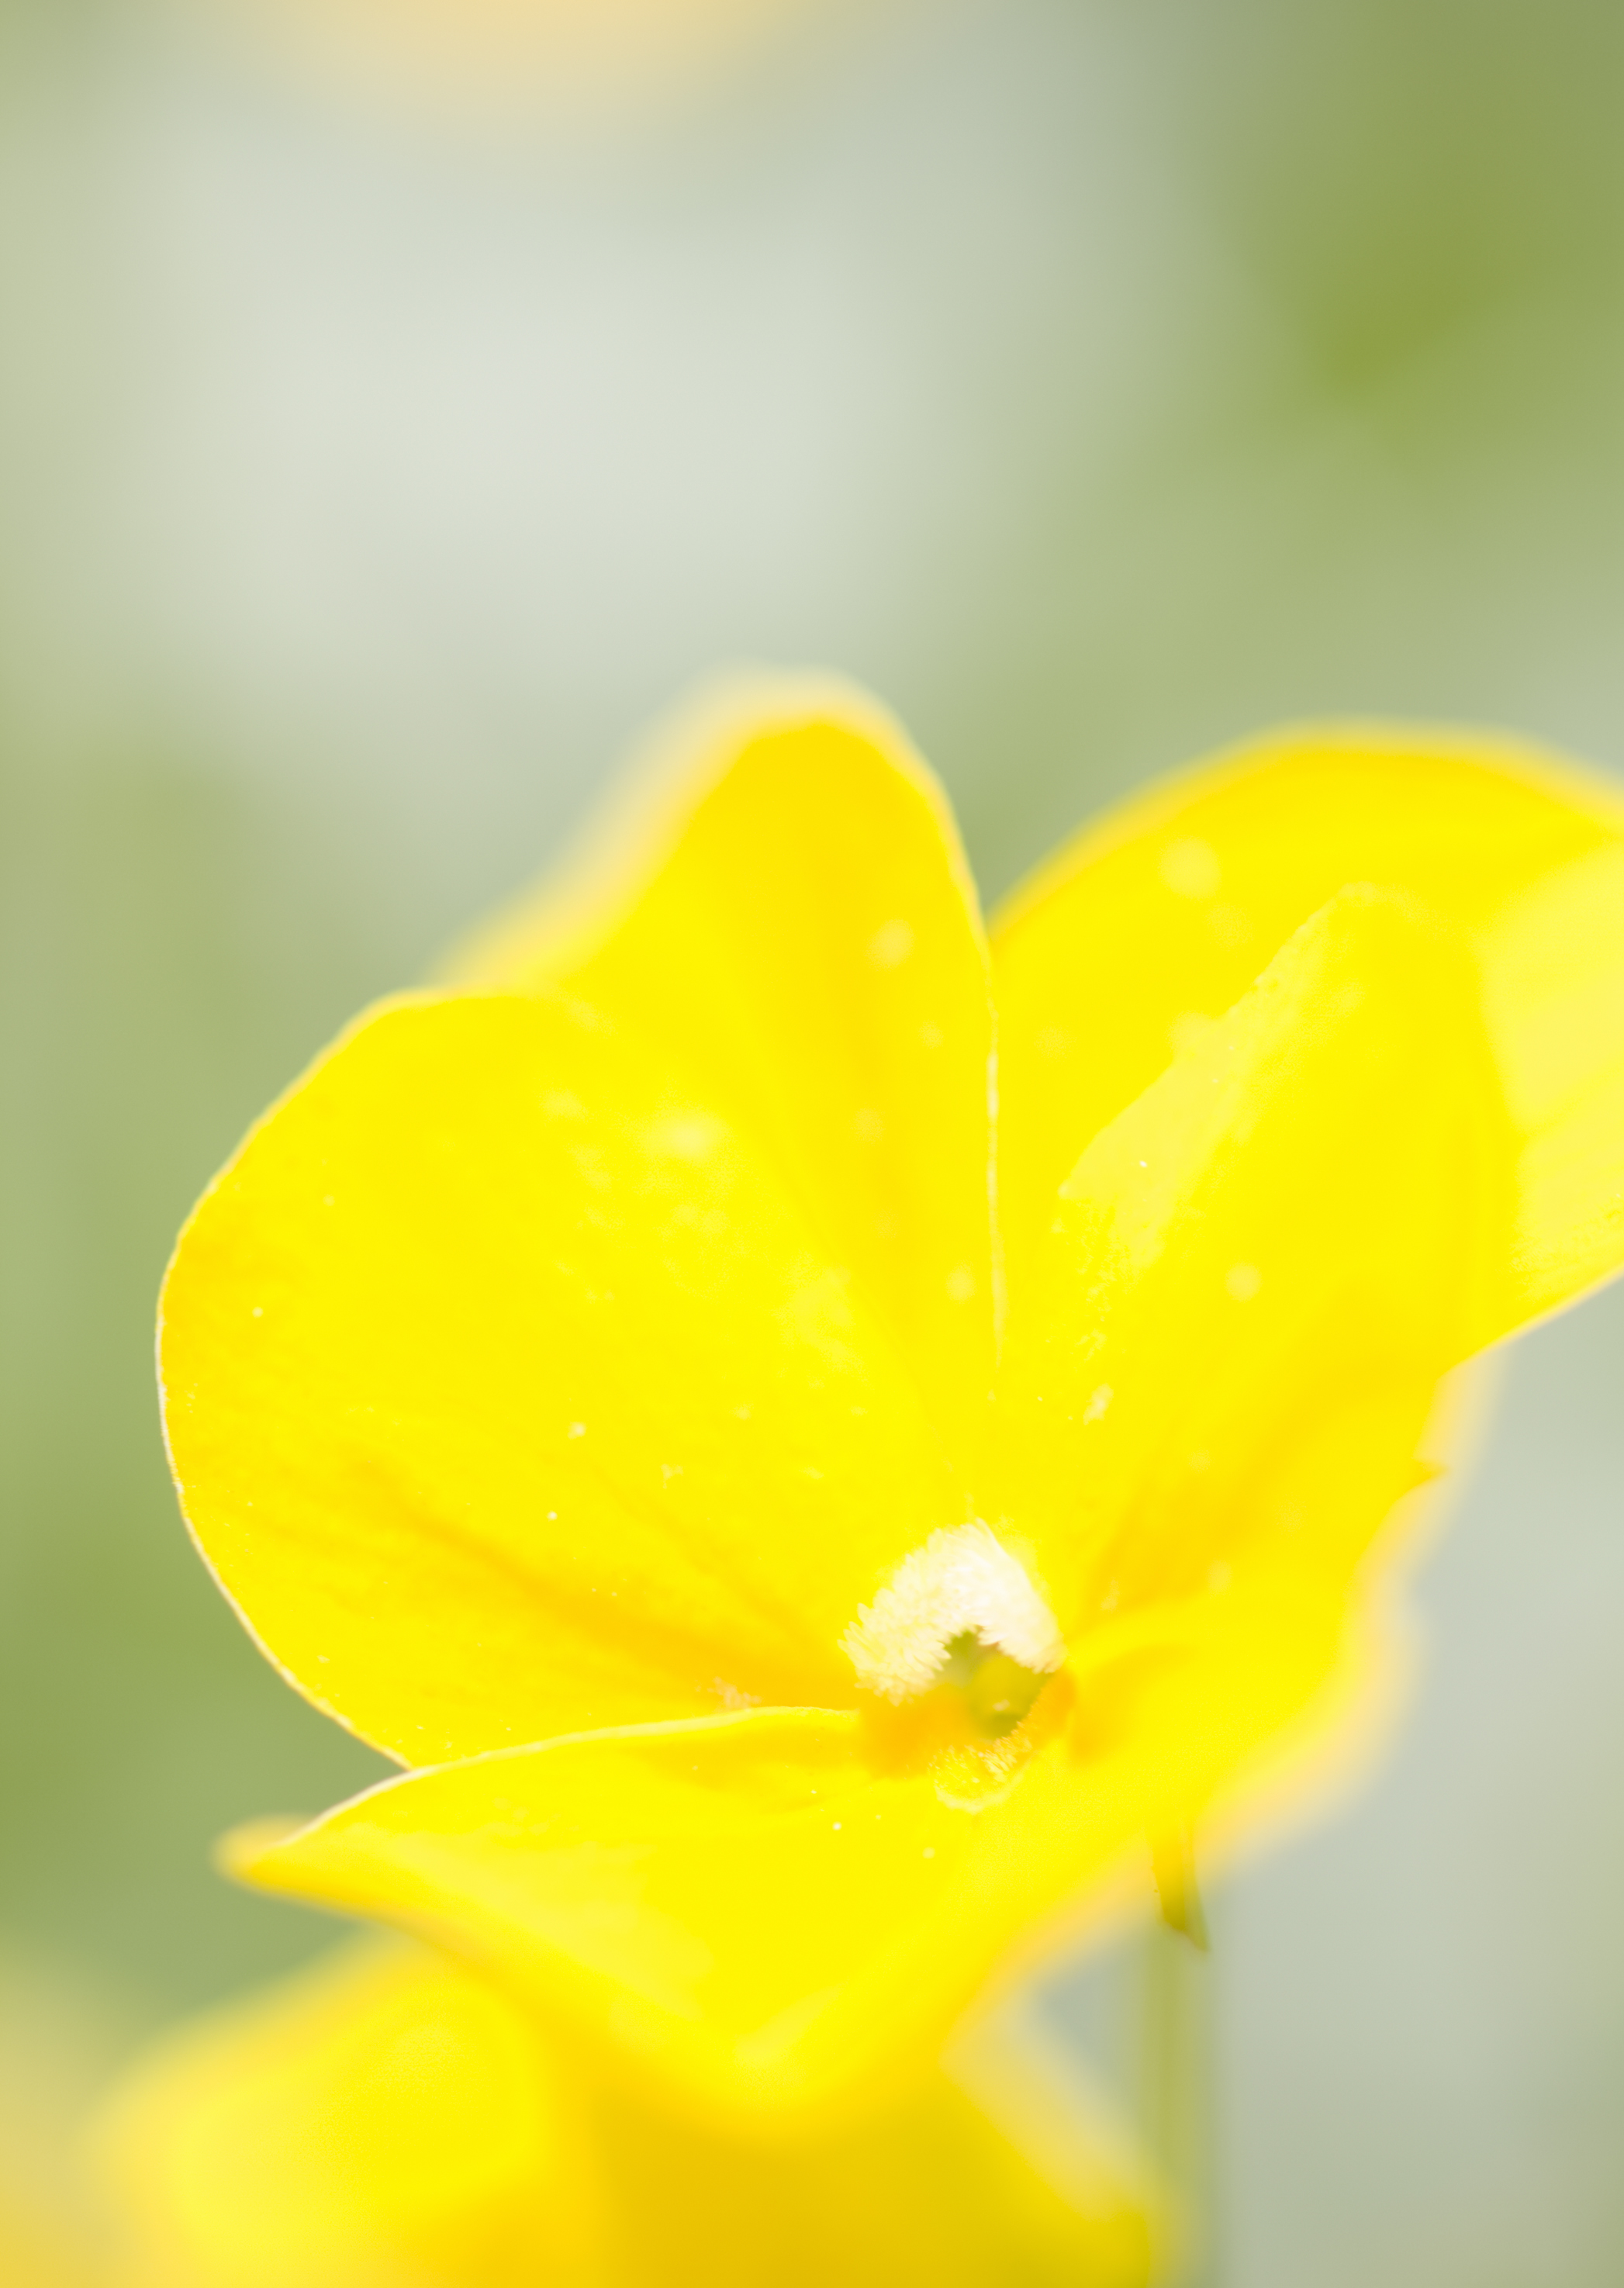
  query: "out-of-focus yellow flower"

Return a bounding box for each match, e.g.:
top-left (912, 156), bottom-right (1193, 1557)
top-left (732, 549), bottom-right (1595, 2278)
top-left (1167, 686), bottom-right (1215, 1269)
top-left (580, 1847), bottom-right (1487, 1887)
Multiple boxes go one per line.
top-left (202, 0), bottom-right (841, 112)
top-left (96, 1942), bottom-right (584, 2288)
top-left (95, 1937), bottom-right (1153, 2287)
top-left (0, 1954), bottom-right (123, 2288)
top-left (160, 680), bottom-right (1624, 2124)
top-left (0, 2209), bottom-right (96, 2288)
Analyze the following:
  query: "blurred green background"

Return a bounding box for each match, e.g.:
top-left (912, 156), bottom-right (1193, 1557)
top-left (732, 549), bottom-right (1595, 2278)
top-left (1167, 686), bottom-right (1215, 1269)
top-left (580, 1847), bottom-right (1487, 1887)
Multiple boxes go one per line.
top-left (5, 0), bottom-right (1624, 2279)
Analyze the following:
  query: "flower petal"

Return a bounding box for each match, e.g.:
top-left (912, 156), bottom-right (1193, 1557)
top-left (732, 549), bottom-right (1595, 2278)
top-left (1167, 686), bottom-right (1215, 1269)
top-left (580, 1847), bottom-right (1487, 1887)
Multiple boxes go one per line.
top-left (97, 1934), bottom-right (1152, 2288)
top-left (454, 679), bottom-right (997, 1443)
top-left (226, 1711), bottom-right (944, 2123)
top-left (589, 2037), bottom-right (1154, 2288)
top-left (163, 686), bottom-right (1000, 1764)
top-left (994, 887), bottom-right (1508, 1770)
top-left (226, 1706), bottom-right (1186, 2127)
top-left (1481, 839), bottom-right (1624, 1326)
top-left (95, 1939), bottom-right (586, 2288)
top-left (993, 724), bottom-right (1624, 1336)
top-left (161, 991), bottom-right (972, 1763)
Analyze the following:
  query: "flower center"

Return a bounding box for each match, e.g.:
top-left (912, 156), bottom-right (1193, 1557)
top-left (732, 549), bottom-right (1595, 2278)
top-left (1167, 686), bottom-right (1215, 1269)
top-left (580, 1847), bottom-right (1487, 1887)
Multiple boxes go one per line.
top-left (841, 1522), bottom-right (1065, 1737)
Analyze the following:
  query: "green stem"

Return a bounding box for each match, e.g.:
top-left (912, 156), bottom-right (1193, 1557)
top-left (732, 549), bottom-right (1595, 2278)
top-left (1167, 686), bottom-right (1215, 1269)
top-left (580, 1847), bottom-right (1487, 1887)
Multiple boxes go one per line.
top-left (1138, 1889), bottom-right (1218, 2285)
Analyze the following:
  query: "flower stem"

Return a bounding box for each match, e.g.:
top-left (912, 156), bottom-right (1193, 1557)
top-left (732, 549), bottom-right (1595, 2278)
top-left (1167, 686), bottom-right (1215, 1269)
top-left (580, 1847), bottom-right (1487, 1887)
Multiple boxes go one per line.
top-left (1139, 1852), bottom-right (1219, 2285)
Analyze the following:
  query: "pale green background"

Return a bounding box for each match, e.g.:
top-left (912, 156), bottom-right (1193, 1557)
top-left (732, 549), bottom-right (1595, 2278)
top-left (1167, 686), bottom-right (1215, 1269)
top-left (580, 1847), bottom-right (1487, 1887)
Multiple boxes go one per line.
top-left (5, 2), bottom-right (1624, 2280)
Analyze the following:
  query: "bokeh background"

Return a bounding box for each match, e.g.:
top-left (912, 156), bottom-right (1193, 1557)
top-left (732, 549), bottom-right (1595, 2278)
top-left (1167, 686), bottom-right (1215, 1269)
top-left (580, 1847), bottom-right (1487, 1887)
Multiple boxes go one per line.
top-left (5, 1), bottom-right (1624, 2280)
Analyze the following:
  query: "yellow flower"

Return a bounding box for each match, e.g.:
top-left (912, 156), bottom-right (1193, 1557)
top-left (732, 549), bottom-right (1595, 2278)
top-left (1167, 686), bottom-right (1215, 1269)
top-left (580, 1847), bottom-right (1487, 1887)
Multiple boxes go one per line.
top-left (203, 0), bottom-right (832, 112)
top-left (95, 1936), bottom-right (1152, 2287)
top-left (160, 679), bottom-right (1624, 2124)
top-left (0, 2199), bottom-right (96, 2288)
top-left (0, 1954), bottom-right (116, 2288)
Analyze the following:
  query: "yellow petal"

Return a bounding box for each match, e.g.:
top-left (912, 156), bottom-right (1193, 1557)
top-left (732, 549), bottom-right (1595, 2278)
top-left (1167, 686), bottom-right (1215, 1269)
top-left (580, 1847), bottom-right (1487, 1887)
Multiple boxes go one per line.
top-left (161, 990), bottom-right (969, 1764)
top-left (1481, 839), bottom-right (1624, 1323)
top-left (993, 723), bottom-right (1624, 1337)
top-left (226, 1706), bottom-right (1192, 2128)
top-left (162, 685), bottom-right (996, 1765)
top-left (589, 2043), bottom-right (1154, 2288)
top-left (994, 887), bottom-right (1508, 1827)
top-left (454, 679), bottom-right (997, 1443)
top-left (96, 1935), bottom-right (1152, 2288)
top-left (94, 1939), bottom-right (590, 2288)
top-left (226, 1711), bottom-right (944, 2124)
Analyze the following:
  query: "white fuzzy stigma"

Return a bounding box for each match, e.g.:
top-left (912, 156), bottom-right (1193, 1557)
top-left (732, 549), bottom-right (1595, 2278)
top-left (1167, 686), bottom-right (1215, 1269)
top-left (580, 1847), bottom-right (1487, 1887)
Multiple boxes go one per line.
top-left (842, 1523), bottom-right (1066, 1705)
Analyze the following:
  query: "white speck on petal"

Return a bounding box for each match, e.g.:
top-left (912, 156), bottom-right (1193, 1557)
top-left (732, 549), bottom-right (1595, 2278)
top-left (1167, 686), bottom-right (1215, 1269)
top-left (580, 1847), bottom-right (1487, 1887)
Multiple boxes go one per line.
top-left (1225, 1261), bottom-right (1263, 1302)
top-left (945, 1264), bottom-right (976, 1303)
top-left (649, 1110), bottom-right (727, 1161)
top-left (1159, 837), bottom-right (1221, 900)
top-left (567, 1422), bottom-right (586, 1439)
top-left (919, 1020), bottom-right (945, 1049)
top-left (843, 1523), bottom-right (1065, 1704)
top-left (1083, 1383), bottom-right (1113, 1422)
top-left (868, 918), bottom-right (915, 968)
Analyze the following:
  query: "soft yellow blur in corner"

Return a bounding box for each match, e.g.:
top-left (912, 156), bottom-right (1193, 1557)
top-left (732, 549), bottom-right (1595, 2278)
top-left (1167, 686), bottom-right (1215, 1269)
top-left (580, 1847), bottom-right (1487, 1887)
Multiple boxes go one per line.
top-left (92, 1937), bottom-right (1155, 2288)
top-left (185, 0), bottom-right (869, 116)
top-left (0, 2205), bottom-right (98, 2288)
top-left (0, 1958), bottom-right (126, 2288)
top-left (161, 677), bottom-right (1624, 2127)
